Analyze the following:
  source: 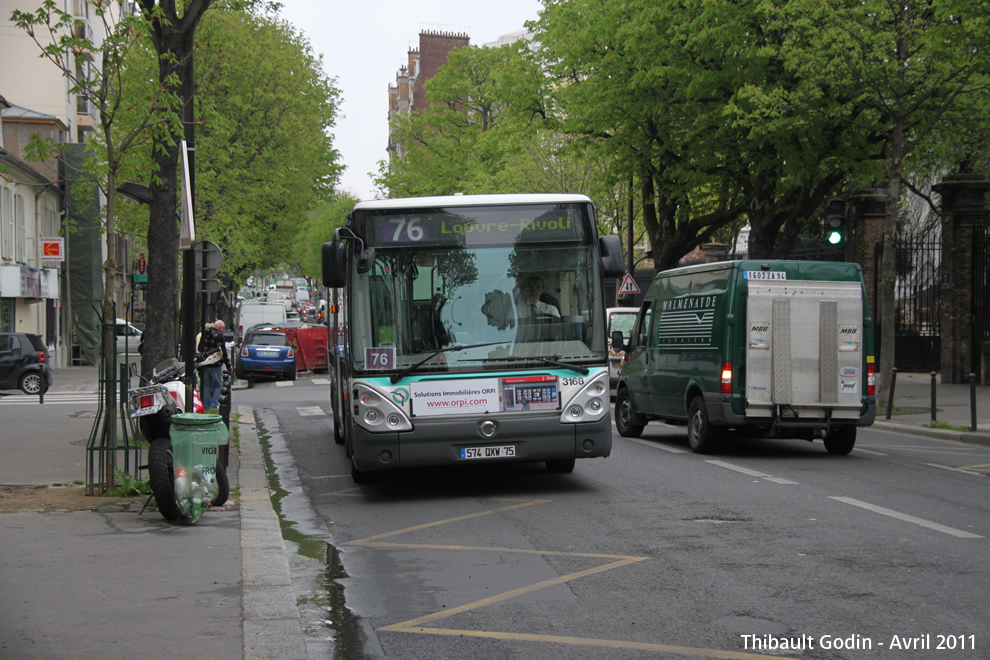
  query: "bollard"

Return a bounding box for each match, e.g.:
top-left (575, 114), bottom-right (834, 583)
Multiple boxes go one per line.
top-left (970, 373), bottom-right (977, 432)
top-left (930, 371), bottom-right (937, 423)
top-left (886, 368), bottom-right (897, 420)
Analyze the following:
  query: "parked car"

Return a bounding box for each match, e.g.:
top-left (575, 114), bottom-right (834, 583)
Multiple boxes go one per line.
top-left (115, 318), bottom-right (143, 354)
top-left (0, 332), bottom-right (53, 394)
top-left (234, 330), bottom-right (296, 382)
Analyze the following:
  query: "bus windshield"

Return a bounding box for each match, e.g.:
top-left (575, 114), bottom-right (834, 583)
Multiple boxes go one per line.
top-left (348, 204), bottom-right (608, 375)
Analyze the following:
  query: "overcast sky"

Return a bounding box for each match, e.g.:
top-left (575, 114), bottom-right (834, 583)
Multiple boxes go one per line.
top-left (276, 1), bottom-right (544, 201)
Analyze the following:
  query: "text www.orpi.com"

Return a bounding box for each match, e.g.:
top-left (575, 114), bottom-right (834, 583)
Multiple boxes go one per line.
top-left (424, 398), bottom-right (490, 408)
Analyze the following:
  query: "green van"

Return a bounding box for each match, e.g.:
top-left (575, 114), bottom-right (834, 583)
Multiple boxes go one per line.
top-left (612, 260), bottom-right (877, 454)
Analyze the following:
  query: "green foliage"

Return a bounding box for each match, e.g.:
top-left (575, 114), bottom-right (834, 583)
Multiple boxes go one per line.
top-left (375, 42), bottom-right (556, 197)
top-left (192, 5), bottom-right (343, 280)
top-left (297, 193), bottom-right (359, 281)
top-left (104, 470), bottom-right (151, 497)
top-left (375, 40), bottom-right (639, 243)
top-left (113, 2), bottom-right (343, 287)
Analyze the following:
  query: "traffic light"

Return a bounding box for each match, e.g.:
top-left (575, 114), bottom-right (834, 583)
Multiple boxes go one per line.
top-left (823, 197), bottom-right (847, 245)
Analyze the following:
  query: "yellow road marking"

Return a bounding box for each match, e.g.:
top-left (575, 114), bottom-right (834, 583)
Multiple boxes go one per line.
top-left (862, 444), bottom-right (988, 456)
top-left (357, 541), bottom-right (643, 560)
top-left (378, 556), bottom-right (645, 630)
top-left (958, 463), bottom-right (990, 473)
top-left (345, 499), bottom-right (774, 658)
top-left (386, 627), bottom-right (788, 659)
top-left (347, 498), bottom-right (547, 545)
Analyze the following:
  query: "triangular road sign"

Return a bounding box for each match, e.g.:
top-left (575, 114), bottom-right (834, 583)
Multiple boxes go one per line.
top-left (618, 273), bottom-right (641, 295)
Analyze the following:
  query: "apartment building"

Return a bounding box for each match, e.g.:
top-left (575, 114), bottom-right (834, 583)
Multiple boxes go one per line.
top-left (387, 30), bottom-right (471, 160)
top-left (0, 0), bottom-right (137, 366)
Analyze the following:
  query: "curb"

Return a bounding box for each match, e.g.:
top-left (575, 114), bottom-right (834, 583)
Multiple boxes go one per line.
top-left (236, 404), bottom-right (309, 659)
top-left (870, 420), bottom-right (990, 447)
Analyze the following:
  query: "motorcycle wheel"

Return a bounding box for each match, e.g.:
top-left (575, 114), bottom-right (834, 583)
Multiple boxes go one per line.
top-left (211, 460), bottom-right (230, 507)
top-left (148, 439), bottom-right (183, 521)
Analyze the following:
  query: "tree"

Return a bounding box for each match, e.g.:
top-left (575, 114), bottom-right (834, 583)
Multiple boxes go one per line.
top-left (297, 193), bottom-right (359, 282)
top-left (116, 1), bottom-right (342, 342)
top-left (376, 42), bottom-right (545, 197)
top-left (774, 0), bottom-right (990, 402)
top-left (375, 39), bottom-right (637, 243)
top-left (532, 0), bottom-right (878, 271)
top-left (192, 5), bottom-right (342, 289)
top-left (132, 0), bottom-right (214, 383)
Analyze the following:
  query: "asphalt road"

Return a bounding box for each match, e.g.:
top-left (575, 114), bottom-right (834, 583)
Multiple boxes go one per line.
top-left (238, 377), bottom-right (990, 660)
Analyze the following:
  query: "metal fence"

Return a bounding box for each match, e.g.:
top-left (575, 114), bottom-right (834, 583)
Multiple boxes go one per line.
top-left (880, 226), bottom-right (943, 371)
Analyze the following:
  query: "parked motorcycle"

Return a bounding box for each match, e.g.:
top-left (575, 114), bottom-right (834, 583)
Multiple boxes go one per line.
top-left (129, 355), bottom-right (232, 521)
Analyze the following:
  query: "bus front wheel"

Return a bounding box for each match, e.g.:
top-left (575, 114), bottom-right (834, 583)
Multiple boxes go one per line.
top-left (351, 461), bottom-right (378, 484)
top-left (332, 401), bottom-right (345, 445)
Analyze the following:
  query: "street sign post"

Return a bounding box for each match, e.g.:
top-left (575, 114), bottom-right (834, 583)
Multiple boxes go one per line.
top-left (194, 240), bottom-right (222, 281)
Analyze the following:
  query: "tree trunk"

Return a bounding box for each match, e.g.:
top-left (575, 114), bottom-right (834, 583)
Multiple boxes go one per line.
top-left (137, 0), bottom-right (214, 382)
top-left (138, 29), bottom-right (185, 382)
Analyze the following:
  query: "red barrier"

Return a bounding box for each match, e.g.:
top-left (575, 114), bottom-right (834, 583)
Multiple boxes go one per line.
top-left (262, 324), bottom-right (328, 373)
top-left (295, 326), bottom-right (328, 372)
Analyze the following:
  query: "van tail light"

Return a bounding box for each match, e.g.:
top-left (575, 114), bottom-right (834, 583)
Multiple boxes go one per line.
top-left (720, 362), bottom-right (732, 394)
top-left (867, 361), bottom-right (876, 396)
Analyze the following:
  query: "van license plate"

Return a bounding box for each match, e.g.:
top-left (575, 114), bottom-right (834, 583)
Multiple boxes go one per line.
top-left (461, 445), bottom-right (515, 460)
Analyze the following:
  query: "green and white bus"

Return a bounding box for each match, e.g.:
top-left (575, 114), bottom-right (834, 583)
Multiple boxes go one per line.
top-left (322, 194), bottom-right (625, 482)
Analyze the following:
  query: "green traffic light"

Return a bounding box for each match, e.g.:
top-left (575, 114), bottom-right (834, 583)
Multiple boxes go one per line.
top-left (827, 230), bottom-right (844, 245)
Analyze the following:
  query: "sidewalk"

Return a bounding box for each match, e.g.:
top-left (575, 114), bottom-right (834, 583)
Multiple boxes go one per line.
top-left (869, 370), bottom-right (990, 446)
top-left (0, 364), bottom-right (311, 659)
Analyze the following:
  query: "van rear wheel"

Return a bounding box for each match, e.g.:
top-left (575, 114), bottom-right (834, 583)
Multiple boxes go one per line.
top-left (823, 426), bottom-right (856, 455)
top-left (687, 396), bottom-right (721, 454)
top-left (615, 389), bottom-right (645, 438)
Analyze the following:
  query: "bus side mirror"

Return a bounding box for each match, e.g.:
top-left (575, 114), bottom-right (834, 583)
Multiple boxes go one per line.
top-left (611, 330), bottom-right (627, 353)
top-left (600, 235), bottom-right (624, 278)
top-left (356, 246), bottom-right (375, 274)
top-left (322, 241), bottom-right (347, 288)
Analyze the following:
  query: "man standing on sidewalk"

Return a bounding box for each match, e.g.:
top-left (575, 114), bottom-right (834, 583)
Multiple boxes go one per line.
top-left (197, 320), bottom-right (230, 414)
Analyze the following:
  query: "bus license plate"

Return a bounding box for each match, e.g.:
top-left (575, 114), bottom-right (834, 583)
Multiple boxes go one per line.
top-left (461, 445), bottom-right (515, 460)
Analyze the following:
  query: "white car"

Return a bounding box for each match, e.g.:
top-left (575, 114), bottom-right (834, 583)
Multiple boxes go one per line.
top-left (606, 307), bottom-right (638, 392)
top-left (115, 318), bottom-right (143, 354)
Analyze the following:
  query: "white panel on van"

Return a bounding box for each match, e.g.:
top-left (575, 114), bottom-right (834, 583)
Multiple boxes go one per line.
top-left (746, 281), bottom-right (863, 419)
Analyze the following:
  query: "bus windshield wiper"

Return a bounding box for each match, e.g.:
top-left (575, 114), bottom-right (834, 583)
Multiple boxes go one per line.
top-left (389, 342), bottom-right (511, 383)
top-left (461, 355), bottom-right (590, 375)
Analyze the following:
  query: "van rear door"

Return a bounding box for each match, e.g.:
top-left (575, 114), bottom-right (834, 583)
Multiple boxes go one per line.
top-left (746, 280), bottom-right (864, 420)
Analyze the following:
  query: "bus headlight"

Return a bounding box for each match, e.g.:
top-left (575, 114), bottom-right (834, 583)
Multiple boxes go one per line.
top-left (560, 371), bottom-right (609, 424)
top-left (354, 384), bottom-right (413, 432)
